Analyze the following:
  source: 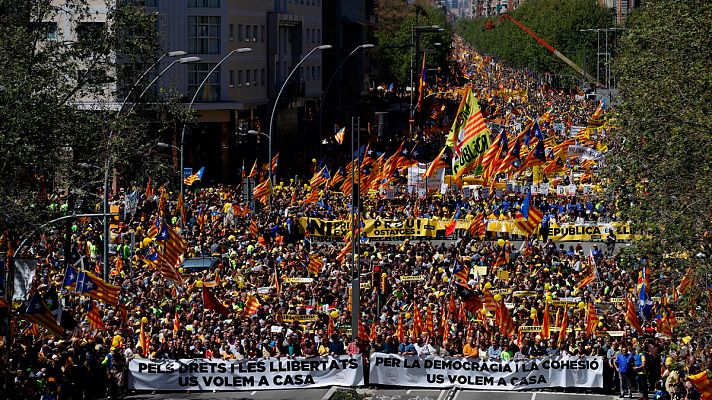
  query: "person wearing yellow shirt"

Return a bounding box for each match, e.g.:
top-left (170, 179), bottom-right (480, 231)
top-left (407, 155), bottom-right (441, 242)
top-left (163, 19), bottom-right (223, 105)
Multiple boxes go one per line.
top-left (463, 338), bottom-right (479, 358)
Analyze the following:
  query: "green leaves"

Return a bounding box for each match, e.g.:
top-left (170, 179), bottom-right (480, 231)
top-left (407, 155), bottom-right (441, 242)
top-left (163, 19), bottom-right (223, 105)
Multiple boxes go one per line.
top-left (610, 0), bottom-right (712, 329)
top-left (457, 0), bottom-right (612, 78)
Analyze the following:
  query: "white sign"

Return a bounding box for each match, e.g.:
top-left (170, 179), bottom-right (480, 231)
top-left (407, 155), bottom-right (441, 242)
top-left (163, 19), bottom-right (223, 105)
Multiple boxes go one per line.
top-left (369, 353), bottom-right (603, 390)
top-left (129, 356), bottom-right (363, 391)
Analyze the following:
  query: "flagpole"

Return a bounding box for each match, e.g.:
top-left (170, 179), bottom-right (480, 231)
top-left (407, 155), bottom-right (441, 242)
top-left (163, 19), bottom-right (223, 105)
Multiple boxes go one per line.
top-left (350, 116), bottom-right (357, 341)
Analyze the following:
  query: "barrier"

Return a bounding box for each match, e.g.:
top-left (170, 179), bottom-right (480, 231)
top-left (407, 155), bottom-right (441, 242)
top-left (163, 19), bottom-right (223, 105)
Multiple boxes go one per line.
top-left (369, 353), bottom-right (603, 390)
top-left (128, 356), bottom-right (363, 391)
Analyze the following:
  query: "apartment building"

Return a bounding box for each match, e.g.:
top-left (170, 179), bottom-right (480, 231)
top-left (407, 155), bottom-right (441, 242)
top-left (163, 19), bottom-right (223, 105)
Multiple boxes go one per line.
top-left (146, 0), bottom-right (325, 181)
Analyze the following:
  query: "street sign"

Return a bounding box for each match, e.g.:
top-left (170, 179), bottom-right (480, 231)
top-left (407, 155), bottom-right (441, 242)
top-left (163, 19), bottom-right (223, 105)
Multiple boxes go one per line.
top-left (183, 168), bottom-right (193, 179)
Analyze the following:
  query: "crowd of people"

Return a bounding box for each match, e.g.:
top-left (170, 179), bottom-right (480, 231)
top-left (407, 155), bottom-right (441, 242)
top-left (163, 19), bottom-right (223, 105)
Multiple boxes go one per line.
top-left (1, 36), bottom-right (709, 400)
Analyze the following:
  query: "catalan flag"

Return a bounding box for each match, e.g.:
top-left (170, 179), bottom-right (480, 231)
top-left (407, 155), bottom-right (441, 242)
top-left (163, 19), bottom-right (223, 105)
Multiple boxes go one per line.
top-left (173, 309), bottom-right (180, 336)
top-left (334, 127), bottom-right (346, 145)
top-left (270, 153), bottom-right (279, 174)
top-left (370, 319), bottom-right (378, 342)
top-left (159, 258), bottom-right (183, 285)
top-left (466, 212), bottom-right (486, 237)
top-left (557, 305), bottom-right (569, 346)
top-left (514, 192), bottom-right (543, 236)
top-left (76, 270), bottom-right (120, 305)
top-left (244, 294), bottom-right (260, 315)
top-left (249, 218), bottom-right (258, 238)
top-left (303, 190), bottom-right (319, 204)
top-left (422, 146), bottom-right (449, 180)
top-left (688, 371), bottom-right (712, 400)
top-left (412, 303), bottom-right (422, 339)
top-left (86, 301), bottom-right (105, 330)
top-left (139, 321), bottom-right (149, 356)
top-left (248, 159), bottom-right (258, 179)
top-left (541, 303), bottom-right (551, 340)
top-left (396, 314), bottom-right (404, 342)
top-left (416, 53), bottom-right (426, 112)
top-left (495, 298), bottom-right (515, 337)
top-left (252, 179), bottom-right (271, 204)
top-left (425, 306), bottom-right (435, 335)
top-left (585, 303), bottom-right (598, 336)
top-left (676, 268), bottom-right (694, 296)
top-left (23, 293), bottom-right (64, 336)
top-left (183, 166), bottom-right (204, 186)
top-left (176, 193), bottom-right (186, 222)
top-left (145, 177), bottom-right (154, 198)
top-left (307, 255), bottom-right (324, 276)
top-left (625, 298), bottom-right (643, 335)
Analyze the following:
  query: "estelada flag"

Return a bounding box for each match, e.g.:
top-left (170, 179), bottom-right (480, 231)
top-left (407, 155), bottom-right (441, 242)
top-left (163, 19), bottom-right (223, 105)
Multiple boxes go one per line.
top-left (334, 127), bottom-right (346, 145)
top-left (202, 286), bottom-right (230, 317)
top-left (87, 301), bottom-right (105, 330)
top-left (23, 293), bottom-right (64, 336)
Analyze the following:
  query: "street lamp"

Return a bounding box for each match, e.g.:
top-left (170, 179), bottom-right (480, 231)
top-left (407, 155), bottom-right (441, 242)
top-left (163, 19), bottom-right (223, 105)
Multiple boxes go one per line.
top-left (319, 44), bottom-right (374, 154)
top-left (138, 56), bottom-right (202, 99)
top-left (268, 44), bottom-right (332, 190)
top-left (179, 47), bottom-right (253, 198)
top-left (408, 26), bottom-right (443, 135)
top-left (102, 50), bottom-right (188, 280)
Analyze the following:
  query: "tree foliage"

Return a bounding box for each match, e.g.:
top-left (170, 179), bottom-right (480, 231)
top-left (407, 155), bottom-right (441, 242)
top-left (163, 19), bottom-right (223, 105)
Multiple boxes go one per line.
top-left (609, 0), bottom-right (712, 334)
top-left (375, 0), bottom-right (453, 83)
top-left (0, 0), bottom-right (179, 236)
top-left (457, 0), bottom-right (612, 80)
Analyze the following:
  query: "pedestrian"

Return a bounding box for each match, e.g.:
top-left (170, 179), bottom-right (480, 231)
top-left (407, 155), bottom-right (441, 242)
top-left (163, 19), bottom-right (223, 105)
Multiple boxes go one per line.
top-left (616, 345), bottom-right (635, 398)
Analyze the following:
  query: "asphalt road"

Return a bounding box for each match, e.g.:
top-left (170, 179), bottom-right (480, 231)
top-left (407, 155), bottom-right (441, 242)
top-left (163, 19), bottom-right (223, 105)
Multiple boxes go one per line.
top-left (123, 388), bottom-right (620, 400)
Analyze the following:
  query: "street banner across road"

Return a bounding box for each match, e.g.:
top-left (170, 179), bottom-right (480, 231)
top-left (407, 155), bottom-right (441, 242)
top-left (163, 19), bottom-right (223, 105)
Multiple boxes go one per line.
top-left (129, 356), bottom-right (363, 391)
top-left (369, 353), bottom-right (603, 390)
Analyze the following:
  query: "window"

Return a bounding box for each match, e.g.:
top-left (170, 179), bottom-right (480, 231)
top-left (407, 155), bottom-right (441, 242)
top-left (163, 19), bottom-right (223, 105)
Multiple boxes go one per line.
top-left (317, 29), bottom-right (320, 43)
top-left (188, 63), bottom-right (220, 101)
top-left (306, 28), bottom-right (311, 43)
top-left (261, 68), bottom-right (265, 86)
top-left (76, 22), bottom-right (105, 42)
top-left (260, 25), bottom-right (265, 42)
top-left (229, 70), bottom-right (234, 87)
top-left (188, 0), bottom-right (219, 7)
top-left (311, 65), bottom-right (315, 80)
top-left (237, 24), bottom-right (242, 41)
top-left (43, 22), bottom-right (58, 40)
top-left (253, 25), bottom-right (257, 42)
top-left (188, 16), bottom-right (220, 54)
top-left (229, 23), bottom-right (234, 40)
top-left (246, 69), bottom-right (251, 86)
top-left (317, 66), bottom-right (321, 79)
top-left (238, 69), bottom-right (243, 86)
top-left (245, 25), bottom-right (250, 41)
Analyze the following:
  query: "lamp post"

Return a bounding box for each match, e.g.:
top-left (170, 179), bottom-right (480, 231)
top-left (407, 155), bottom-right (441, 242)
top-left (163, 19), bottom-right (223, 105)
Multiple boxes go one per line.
top-left (138, 57), bottom-right (202, 100)
top-left (179, 47), bottom-right (253, 198)
top-left (318, 44), bottom-right (373, 155)
top-left (268, 44), bottom-right (332, 191)
top-left (102, 50), bottom-right (188, 280)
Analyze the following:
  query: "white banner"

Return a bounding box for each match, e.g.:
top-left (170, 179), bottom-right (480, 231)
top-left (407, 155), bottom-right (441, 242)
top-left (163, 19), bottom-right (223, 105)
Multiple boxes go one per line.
top-left (129, 356), bottom-right (363, 391)
top-left (567, 145), bottom-right (604, 160)
top-left (369, 353), bottom-right (602, 390)
top-left (12, 259), bottom-right (37, 302)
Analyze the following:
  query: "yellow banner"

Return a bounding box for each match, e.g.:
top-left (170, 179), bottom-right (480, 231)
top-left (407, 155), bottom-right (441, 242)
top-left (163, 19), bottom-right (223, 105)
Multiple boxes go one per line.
top-left (280, 314), bottom-right (318, 323)
top-left (400, 275), bottom-right (425, 282)
top-left (283, 277), bottom-right (314, 284)
top-left (299, 217), bottom-right (637, 242)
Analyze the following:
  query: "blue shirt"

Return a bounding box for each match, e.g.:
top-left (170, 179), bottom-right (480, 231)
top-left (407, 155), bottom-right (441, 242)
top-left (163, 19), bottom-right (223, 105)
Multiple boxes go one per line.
top-left (616, 353), bottom-right (634, 373)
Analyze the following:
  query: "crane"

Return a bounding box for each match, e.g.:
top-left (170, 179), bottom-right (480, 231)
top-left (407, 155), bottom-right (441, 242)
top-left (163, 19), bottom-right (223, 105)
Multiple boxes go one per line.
top-left (485, 13), bottom-right (602, 87)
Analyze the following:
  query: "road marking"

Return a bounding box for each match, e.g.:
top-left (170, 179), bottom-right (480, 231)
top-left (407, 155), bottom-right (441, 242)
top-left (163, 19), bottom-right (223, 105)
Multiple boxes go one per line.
top-left (407, 389), bottom-right (412, 394)
top-left (250, 391), bottom-right (256, 395)
top-left (321, 387), bottom-right (338, 400)
top-left (436, 390), bottom-right (446, 400)
top-left (531, 393), bottom-right (537, 400)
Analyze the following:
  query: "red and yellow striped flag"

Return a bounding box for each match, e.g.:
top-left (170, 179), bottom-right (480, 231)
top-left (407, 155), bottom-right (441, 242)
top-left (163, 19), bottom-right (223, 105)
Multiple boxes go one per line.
top-left (253, 179), bottom-right (271, 205)
top-left (244, 295), bottom-right (260, 315)
top-left (307, 255), bottom-right (324, 276)
top-left (249, 218), bottom-right (259, 238)
top-left (87, 301), bottom-right (105, 330)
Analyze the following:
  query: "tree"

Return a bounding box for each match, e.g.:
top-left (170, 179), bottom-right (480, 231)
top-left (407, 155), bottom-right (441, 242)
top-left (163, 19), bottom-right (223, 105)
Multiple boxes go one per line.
top-left (610, 0), bottom-right (712, 336)
top-left (375, 0), bottom-right (453, 83)
top-left (0, 0), bottom-right (178, 239)
top-left (457, 0), bottom-right (612, 82)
